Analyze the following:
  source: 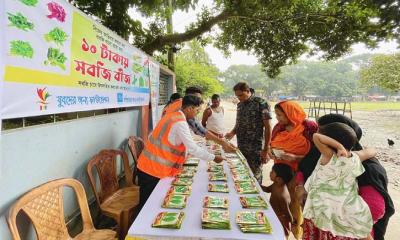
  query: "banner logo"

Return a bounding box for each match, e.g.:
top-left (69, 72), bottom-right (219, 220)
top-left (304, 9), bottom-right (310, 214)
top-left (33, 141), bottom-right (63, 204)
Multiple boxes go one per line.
top-left (37, 87), bottom-right (51, 110)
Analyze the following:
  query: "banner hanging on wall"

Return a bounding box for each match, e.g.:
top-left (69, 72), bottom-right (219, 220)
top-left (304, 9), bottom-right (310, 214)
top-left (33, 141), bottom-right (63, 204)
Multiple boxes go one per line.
top-left (149, 59), bottom-right (160, 127)
top-left (1, 0), bottom-right (157, 119)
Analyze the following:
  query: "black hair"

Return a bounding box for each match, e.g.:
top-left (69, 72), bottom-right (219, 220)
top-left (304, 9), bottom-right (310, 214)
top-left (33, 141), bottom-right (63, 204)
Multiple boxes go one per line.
top-left (182, 95), bottom-right (203, 108)
top-left (233, 82), bottom-right (250, 92)
top-left (318, 122), bottom-right (358, 151)
top-left (211, 94), bottom-right (220, 100)
top-left (168, 93), bottom-right (181, 104)
top-left (317, 114), bottom-right (363, 150)
top-left (272, 164), bottom-right (293, 184)
top-left (250, 88), bottom-right (255, 95)
top-left (185, 86), bottom-right (203, 95)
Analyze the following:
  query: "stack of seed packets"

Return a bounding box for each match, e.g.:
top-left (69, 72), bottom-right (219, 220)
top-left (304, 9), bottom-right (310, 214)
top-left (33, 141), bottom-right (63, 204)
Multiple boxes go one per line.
top-left (177, 168), bottom-right (196, 178)
top-left (234, 180), bottom-right (259, 194)
top-left (209, 172), bottom-right (227, 181)
top-left (162, 193), bottom-right (188, 209)
top-left (152, 212), bottom-right (185, 229)
top-left (208, 164), bottom-right (224, 172)
top-left (239, 196), bottom-right (268, 209)
top-left (184, 157), bottom-right (200, 166)
top-left (208, 183), bottom-right (229, 193)
top-left (203, 196), bottom-right (229, 209)
top-left (231, 172), bottom-right (253, 182)
top-left (201, 208), bottom-right (231, 229)
top-left (236, 211), bottom-right (272, 233)
top-left (172, 177), bottom-right (193, 186)
top-left (167, 185), bottom-right (192, 195)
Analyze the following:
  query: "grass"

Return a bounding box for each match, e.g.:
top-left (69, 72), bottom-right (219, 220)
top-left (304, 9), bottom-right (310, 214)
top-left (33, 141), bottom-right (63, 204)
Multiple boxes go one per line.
top-left (270, 101), bottom-right (400, 112)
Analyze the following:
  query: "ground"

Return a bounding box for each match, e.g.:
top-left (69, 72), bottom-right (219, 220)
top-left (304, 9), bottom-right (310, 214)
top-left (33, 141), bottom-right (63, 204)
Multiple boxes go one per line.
top-left (219, 100), bottom-right (399, 240)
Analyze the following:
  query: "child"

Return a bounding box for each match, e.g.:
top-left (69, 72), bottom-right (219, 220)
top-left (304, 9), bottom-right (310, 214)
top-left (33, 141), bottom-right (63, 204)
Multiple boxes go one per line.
top-left (263, 163), bottom-right (294, 239)
top-left (303, 122), bottom-right (374, 240)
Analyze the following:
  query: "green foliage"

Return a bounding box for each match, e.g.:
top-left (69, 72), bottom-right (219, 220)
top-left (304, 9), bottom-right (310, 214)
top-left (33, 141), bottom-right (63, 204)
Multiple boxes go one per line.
top-left (360, 54), bottom-right (400, 92)
top-left (223, 54), bottom-right (376, 98)
top-left (70, 0), bottom-right (399, 77)
top-left (175, 41), bottom-right (223, 97)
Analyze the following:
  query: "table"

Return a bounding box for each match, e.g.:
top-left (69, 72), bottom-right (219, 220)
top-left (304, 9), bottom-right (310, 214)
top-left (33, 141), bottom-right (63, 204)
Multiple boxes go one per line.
top-left (126, 153), bottom-right (285, 240)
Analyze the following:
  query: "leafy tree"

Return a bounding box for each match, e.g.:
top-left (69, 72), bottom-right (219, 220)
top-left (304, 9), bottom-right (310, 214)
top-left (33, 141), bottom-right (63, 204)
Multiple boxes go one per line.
top-left (360, 53), bottom-right (400, 92)
top-left (69, 0), bottom-right (399, 77)
top-left (174, 41), bottom-right (223, 96)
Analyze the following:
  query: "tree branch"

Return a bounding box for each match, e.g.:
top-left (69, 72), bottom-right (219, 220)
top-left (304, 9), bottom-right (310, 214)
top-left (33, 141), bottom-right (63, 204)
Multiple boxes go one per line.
top-left (142, 10), bottom-right (233, 54)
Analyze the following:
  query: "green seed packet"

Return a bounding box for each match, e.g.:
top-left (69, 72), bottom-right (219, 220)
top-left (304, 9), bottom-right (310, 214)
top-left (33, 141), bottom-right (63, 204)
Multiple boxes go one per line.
top-left (236, 211), bottom-right (272, 233)
top-left (232, 172), bottom-right (253, 182)
top-left (239, 196), bottom-right (268, 209)
top-left (182, 165), bottom-right (197, 172)
top-left (172, 177), bottom-right (193, 186)
top-left (203, 196), bottom-right (229, 209)
top-left (177, 168), bottom-right (195, 178)
top-left (152, 212), bottom-right (185, 229)
top-left (230, 167), bottom-right (250, 175)
top-left (208, 164), bottom-right (224, 172)
top-left (225, 153), bottom-right (239, 158)
top-left (167, 185), bottom-right (192, 195)
top-left (201, 208), bottom-right (231, 229)
top-left (234, 181), bottom-right (259, 194)
top-left (209, 172), bottom-right (227, 181)
top-left (162, 194), bottom-right (188, 209)
top-left (184, 157), bottom-right (200, 166)
top-left (208, 183), bottom-right (229, 193)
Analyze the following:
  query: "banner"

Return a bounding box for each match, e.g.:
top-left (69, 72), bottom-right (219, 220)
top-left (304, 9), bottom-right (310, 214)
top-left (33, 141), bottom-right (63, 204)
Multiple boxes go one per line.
top-left (1, 0), bottom-right (157, 119)
top-left (149, 59), bottom-right (160, 127)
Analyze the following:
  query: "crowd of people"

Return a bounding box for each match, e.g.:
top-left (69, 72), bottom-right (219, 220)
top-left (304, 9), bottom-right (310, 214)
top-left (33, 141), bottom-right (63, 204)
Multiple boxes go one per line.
top-left (137, 81), bottom-right (394, 240)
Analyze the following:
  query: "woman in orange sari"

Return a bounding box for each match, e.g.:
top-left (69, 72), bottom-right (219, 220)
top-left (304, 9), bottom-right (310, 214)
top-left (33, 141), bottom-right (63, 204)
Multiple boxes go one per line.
top-left (269, 100), bottom-right (313, 239)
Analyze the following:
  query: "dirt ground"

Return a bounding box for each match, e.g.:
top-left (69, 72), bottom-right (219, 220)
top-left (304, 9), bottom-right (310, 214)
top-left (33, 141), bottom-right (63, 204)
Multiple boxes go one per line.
top-left (219, 101), bottom-right (399, 240)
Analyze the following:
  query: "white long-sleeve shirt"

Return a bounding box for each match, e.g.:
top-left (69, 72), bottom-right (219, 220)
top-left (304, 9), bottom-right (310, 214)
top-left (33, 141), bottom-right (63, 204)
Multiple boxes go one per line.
top-left (168, 111), bottom-right (215, 161)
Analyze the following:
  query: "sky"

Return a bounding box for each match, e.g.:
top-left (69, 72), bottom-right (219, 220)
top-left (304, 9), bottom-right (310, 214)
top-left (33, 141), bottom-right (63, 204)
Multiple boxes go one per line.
top-left (130, 1), bottom-right (399, 71)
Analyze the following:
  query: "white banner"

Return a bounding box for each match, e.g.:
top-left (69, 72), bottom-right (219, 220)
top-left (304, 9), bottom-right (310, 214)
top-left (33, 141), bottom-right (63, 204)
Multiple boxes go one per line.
top-left (1, 0), bottom-right (159, 119)
top-left (149, 59), bottom-right (160, 127)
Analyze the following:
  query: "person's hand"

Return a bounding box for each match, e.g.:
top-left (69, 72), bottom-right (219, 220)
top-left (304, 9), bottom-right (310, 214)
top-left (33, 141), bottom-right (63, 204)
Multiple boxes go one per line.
top-left (221, 140), bottom-right (237, 153)
top-left (295, 185), bottom-right (307, 206)
top-left (261, 149), bottom-right (270, 164)
top-left (224, 131), bottom-right (235, 140)
top-left (213, 155), bottom-right (224, 163)
top-left (337, 146), bottom-right (348, 157)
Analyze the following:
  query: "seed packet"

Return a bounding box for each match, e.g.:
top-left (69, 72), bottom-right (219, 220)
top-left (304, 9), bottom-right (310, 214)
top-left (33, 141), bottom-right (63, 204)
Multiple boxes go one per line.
top-left (203, 196), bottom-right (229, 209)
top-left (167, 185), bottom-right (192, 195)
top-left (232, 172), bottom-right (253, 182)
top-left (201, 208), bottom-right (230, 229)
top-left (225, 153), bottom-right (239, 158)
top-left (182, 165), bottom-right (197, 172)
top-left (162, 194), bottom-right (188, 209)
top-left (208, 183), bottom-right (229, 193)
top-left (208, 164), bottom-right (224, 172)
top-left (239, 196), bottom-right (268, 209)
top-left (177, 168), bottom-right (195, 178)
top-left (234, 181), bottom-right (259, 194)
top-left (184, 157), bottom-right (200, 166)
top-left (209, 172), bottom-right (227, 181)
top-left (172, 177), bottom-right (193, 186)
top-left (152, 212), bottom-right (185, 229)
top-left (230, 167), bottom-right (250, 175)
top-left (236, 211), bottom-right (272, 233)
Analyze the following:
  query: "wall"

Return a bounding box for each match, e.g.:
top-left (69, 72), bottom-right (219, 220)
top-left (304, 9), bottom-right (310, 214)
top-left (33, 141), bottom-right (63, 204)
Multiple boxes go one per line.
top-left (0, 109), bottom-right (141, 239)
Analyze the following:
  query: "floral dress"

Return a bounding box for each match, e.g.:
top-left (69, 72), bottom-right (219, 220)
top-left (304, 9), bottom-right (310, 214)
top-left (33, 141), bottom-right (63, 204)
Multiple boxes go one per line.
top-left (303, 153), bottom-right (373, 239)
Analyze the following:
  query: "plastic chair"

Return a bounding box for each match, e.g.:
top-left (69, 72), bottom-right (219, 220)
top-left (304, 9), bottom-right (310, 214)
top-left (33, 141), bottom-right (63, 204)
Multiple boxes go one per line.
top-left (87, 149), bottom-right (140, 239)
top-left (7, 178), bottom-right (117, 240)
top-left (127, 136), bottom-right (144, 184)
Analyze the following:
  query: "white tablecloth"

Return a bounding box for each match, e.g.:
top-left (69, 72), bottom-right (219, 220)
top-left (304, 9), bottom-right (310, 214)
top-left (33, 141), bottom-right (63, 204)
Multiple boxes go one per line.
top-left (126, 158), bottom-right (285, 240)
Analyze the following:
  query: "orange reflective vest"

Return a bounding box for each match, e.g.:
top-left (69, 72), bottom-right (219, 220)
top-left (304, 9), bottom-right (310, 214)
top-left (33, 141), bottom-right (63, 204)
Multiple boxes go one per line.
top-left (137, 111), bottom-right (186, 178)
top-left (162, 99), bottom-right (182, 116)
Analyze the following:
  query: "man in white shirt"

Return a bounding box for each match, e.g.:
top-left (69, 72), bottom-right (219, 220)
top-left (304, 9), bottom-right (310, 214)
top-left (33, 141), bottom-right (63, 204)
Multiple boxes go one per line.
top-left (137, 95), bottom-right (224, 210)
